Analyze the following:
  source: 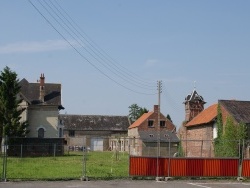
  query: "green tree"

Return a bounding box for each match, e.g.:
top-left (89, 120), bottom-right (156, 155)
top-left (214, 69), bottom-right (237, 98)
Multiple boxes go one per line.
top-left (214, 112), bottom-right (247, 157)
top-left (128, 104), bottom-right (148, 122)
top-left (166, 114), bottom-right (173, 122)
top-left (214, 104), bottom-right (223, 156)
top-left (0, 66), bottom-right (29, 138)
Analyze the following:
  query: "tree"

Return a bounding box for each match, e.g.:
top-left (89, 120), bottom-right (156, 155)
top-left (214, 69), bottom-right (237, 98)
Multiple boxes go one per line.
top-left (166, 114), bottom-right (173, 122)
top-left (128, 104), bottom-right (148, 122)
top-left (0, 66), bottom-right (29, 138)
top-left (214, 105), bottom-right (246, 157)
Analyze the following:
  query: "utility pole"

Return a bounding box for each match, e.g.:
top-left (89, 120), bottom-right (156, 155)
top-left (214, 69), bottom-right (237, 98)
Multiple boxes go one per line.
top-left (156, 80), bottom-right (162, 180)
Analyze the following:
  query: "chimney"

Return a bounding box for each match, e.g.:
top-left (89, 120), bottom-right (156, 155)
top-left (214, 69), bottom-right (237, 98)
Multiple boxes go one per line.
top-left (39, 73), bottom-right (45, 102)
top-left (154, 105), bottom-right (159, 114)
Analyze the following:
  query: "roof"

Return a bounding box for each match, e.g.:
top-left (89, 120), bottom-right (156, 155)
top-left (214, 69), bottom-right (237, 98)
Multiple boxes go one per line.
top-left (19, 78), bottom-right (63, 108)
top-left (59, 114), bottom-right (130, 131)
top-left (139, 130), bottom-right (179, 143)
top-left (128, 112), bottom-right (153, 129)
top-left (185, 103), bottom-right (218, 127)
top-left (219, 100), bottom-right (250, 124)
top-left (184, 89), bottom-right (206, 104)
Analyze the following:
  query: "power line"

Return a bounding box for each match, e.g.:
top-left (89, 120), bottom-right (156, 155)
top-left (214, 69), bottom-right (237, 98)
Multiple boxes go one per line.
top-left (41, 0), bottom-right (156, 91)
top-left (28, 0), bottom-right (157, 95)
top-left (51, 0), bottom-right (156, 88)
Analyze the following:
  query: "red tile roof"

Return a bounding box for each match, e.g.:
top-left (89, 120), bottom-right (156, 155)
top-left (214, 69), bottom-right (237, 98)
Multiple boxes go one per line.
top-left (128, 112), bottom-right (154, 129)
top-left (185, 103), bottom-right (218, 127)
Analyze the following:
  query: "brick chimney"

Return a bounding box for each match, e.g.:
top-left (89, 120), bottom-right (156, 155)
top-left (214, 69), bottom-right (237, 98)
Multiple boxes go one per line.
top-left (154, 105), bottom-right (159, 114)
top-left (39, 73), bottom-right (45, 102)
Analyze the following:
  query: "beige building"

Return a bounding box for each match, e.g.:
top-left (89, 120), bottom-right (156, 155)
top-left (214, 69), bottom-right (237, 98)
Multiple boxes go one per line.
top-left (19, 74), bottom-right (64, 138)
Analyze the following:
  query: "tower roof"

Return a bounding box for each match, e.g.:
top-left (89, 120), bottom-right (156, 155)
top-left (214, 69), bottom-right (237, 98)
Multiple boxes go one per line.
top-left (184, 89), bottom-right (206, 104)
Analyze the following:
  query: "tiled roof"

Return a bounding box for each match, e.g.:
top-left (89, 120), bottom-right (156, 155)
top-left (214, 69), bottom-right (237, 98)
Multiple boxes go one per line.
top-left (139, 130), bottom-right (179, 143)
top-left (19, 78), bottom-right (62, 107)
top-left (185, 103), bottom-right (218, 127)
top-left (219, 100), bottom-right (250, 124)
top-left (128, 112), bottom-right (154, 129)
top-left (59, 114), bottom-right (130, 131)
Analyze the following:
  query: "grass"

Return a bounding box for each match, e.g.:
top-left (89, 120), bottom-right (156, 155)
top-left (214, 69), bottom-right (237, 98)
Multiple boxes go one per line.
top-left (0, 151), bottom-right (129, 180)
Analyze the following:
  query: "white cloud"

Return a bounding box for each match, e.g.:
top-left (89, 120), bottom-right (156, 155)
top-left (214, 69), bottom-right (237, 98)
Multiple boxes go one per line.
top-left (0, 40), bottom-right (76, 54)
top-left (145, 59), bottom-right (158, 67)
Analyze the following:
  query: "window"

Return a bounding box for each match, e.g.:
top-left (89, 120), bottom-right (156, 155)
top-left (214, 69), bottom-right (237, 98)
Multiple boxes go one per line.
top-left (160, 121), bottom-right (166, 127)
top-left (148, 120), bottom-right (154, 127)
top-left (68, 130), bottom-right (75, 137)
top-left (59, 128), bottom-right (63, 138)
top-left (149, 134), bottom-right (154, 137)
top-left (38, 128), bottom-right (45, 138)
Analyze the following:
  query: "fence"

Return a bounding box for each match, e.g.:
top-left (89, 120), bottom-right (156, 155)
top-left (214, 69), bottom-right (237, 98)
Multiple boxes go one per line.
top-left (1, 137), bottom-right (250, 181)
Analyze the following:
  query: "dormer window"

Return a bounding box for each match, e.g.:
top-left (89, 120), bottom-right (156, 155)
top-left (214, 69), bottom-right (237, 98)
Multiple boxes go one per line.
top-left (148, 120), bottom-right (154, 127)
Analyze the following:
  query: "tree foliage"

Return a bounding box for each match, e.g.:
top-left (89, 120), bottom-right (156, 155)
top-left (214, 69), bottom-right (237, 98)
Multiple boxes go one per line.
top-left (214, 105), bottom-right (246, 157)
top-left (166, 114), bottom-right (173, 122)
top-left (128, 104), bottom-right (148, 122)
top-left (0, 66), bottom-right (29, 138)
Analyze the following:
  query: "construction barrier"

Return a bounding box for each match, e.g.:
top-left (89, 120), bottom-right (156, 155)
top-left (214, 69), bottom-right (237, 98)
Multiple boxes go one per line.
top-left (129, 156), bottom-right (239, 177)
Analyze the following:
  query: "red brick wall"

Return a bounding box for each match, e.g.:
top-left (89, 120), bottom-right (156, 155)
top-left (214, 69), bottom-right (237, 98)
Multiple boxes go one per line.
top-left (181, 124), bottom-right (214, 157)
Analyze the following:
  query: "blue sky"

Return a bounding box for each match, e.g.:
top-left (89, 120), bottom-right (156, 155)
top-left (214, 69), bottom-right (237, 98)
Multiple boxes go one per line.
top-left (1, 1), bottom-right (250, 128)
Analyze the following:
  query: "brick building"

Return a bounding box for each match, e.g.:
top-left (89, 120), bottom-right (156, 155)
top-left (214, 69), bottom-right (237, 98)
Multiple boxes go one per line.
top-left (179, 94), bottom-right (250, 157)
top-left (128, 105), bottom-right (179, 156)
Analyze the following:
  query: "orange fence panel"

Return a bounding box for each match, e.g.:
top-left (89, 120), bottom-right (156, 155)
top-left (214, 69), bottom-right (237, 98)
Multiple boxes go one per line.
top-left (170, 158), bottom-right (187, 177)
top-left (129, 157), bottom-right (239, 177)
top-left (220, 159), bottom-right (238, 177)
top-left (203, 159), bottom-right (221, 176)
top-left (242, 159), bottom-right (250, 177)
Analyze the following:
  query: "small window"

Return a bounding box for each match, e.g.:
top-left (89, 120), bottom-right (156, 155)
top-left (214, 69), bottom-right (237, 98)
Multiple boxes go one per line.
top-left (160, 121), bottom-right (166, 127)
top-left (148, 120), bottom-right (154, 127)
top-left (59, 128), bottom-right (63, 138)
top-left (149, 134), bottom-right (154, 137)
top-left (38, 128), bottom-right (45, 138)
top-left (68, 130), bottom-right (75, 137)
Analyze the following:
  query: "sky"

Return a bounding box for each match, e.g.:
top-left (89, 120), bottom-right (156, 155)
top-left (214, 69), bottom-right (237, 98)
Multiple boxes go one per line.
top-left (1, 1), bottom-right (250, 129)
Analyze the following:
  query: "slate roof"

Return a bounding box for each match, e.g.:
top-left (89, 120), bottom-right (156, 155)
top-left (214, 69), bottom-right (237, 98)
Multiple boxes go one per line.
top-left (185, 104), bottom-right (217, 127)
top-left (219, 100), bottom-right (250, 124)
top-left (184, 89), bottom-right (206, 104)
top-left (19, 78), bottom-right (63, 108)
top-left (59, 114), bottom-right (130, 131)
top-left (139, 130), bottom-right (179, 143)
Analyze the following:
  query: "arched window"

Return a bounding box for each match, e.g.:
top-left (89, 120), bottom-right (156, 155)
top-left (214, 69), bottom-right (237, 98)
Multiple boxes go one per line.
top-left (38, 128), bottom-right (45, 138)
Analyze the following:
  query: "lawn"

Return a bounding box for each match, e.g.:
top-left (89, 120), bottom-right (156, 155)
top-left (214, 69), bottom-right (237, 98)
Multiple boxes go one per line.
top-left (0, 151), bottom-right (129, 180)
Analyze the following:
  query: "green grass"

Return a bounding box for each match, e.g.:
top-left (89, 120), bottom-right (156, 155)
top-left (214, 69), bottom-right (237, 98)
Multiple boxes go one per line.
top-left (0, 151), bottom-right (129, 180)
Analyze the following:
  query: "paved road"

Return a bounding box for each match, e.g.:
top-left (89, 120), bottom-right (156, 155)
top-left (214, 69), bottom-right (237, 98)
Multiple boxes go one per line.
top-left (0, 180), bottom-right (250, 188)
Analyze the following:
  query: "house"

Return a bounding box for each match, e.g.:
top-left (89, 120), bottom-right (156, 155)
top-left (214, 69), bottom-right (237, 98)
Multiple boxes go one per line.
top-left (58, 114), bottom-right (130, 151)
top-left (179, 97), bottom-right (250, 157)
top-left (19, 73), bottom-right (64, 138)
top-left (128, 105), bottom-right (179, 157)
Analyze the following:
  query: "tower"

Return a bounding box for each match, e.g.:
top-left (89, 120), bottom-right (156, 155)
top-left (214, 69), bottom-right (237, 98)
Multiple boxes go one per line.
top-left (184, 89), bottom-right (206, 122)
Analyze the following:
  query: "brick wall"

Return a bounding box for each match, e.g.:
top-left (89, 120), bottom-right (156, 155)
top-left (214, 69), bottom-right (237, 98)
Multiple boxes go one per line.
top-left (181, 123), bottom-right (214, 157)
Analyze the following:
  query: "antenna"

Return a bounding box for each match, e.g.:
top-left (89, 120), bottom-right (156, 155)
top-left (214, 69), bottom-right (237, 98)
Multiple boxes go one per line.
top-left (194, 81), bottom-right (196, 90)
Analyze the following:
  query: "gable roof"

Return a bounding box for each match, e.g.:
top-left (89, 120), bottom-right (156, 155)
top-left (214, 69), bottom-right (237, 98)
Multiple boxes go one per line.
top-left (139, 130), bottom-right (179, 143)
top-left (59, 114), bottom-right (130, 131)
top-left (185, 103), bottom-right (218, 127)
top-left (19, 78), bottom-right (63, 108)
top-left (219, 100), bottom-right (250, 124)
top-left (128, 112), bottom-right (154, 129)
